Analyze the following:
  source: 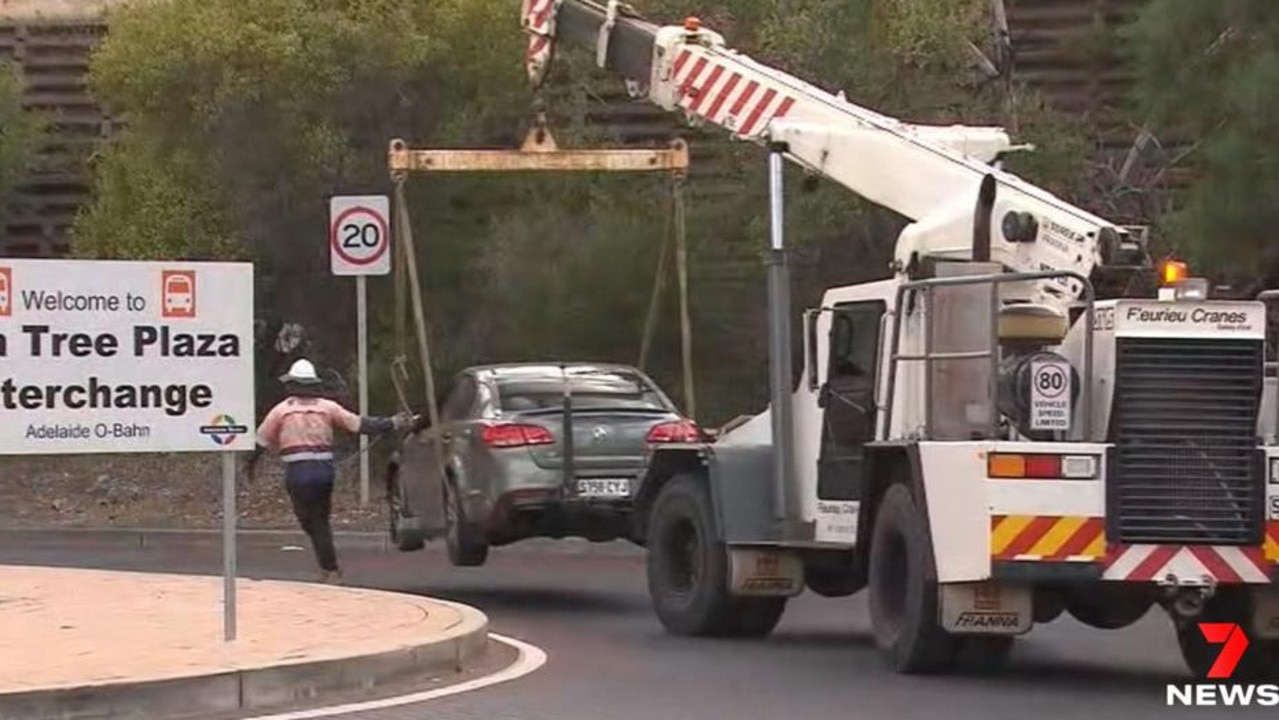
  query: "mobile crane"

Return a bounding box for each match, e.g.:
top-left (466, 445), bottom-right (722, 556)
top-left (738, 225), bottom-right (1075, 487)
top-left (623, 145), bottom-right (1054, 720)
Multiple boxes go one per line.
top-left (521, 0), bottom-right (1279, 678)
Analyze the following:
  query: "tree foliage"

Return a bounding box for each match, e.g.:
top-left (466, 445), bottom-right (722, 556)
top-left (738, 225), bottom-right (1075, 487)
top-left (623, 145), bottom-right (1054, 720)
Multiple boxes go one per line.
top-left (75, 0), bottom-right (1091, 423)
top-left (1126, 0), bottom-right (1279, 283)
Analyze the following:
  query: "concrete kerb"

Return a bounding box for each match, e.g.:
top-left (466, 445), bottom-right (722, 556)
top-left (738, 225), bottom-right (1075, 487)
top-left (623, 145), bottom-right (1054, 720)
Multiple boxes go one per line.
top-left (0, 528), bottom-right (648, 557)
top-left (0, 594), bottom-right (490, 720)
top-left (0, 527), bottom-right (394, 552)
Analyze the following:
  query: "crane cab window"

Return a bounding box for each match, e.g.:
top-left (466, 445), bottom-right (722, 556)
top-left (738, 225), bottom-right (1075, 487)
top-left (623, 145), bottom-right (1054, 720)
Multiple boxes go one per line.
top-left (818, 300), bottom-right (886, 501)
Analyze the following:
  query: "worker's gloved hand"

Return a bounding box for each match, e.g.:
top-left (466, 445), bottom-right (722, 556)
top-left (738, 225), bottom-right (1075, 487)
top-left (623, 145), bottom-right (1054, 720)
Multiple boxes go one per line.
top-left (410, 414), bottom-right (428, 432)
top-left (391, 412), bottom-right (416, 431)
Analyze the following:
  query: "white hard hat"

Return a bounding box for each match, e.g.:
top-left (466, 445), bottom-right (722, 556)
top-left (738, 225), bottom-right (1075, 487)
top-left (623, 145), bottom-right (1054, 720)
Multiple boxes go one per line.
top-left (279, 358), bottom-right (321, 384)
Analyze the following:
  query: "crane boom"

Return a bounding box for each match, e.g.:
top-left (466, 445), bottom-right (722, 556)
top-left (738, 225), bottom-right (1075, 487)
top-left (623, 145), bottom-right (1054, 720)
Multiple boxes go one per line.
top-left (520, 0), bottom-right (1146, 308)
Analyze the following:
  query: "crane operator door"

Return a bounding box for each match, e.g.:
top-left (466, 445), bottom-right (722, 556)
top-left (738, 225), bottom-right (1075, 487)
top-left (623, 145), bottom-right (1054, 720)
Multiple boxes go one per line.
top-left (817, 300), bottom-right (886, 502)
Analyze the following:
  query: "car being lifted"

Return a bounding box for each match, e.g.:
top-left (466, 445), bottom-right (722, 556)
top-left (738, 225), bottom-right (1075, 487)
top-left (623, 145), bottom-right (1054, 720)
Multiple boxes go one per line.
top-left (384, 361), bottom-right (700, 566)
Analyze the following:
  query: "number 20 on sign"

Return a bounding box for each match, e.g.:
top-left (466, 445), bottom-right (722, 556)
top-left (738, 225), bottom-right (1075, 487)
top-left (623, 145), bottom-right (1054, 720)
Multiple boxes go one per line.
top-left (330, 195), bottom-right (391, 277)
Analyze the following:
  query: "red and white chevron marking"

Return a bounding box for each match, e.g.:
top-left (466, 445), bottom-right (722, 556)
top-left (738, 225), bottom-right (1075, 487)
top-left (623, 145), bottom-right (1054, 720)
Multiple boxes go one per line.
top-left (523, 0), bottom-right (555, 33)
top-left (1102, 544), bottom-right (1271, 584)
top-left (523, 0), bottom-right (556, 83)
top-left (669, 49), bottom-right (796, 137)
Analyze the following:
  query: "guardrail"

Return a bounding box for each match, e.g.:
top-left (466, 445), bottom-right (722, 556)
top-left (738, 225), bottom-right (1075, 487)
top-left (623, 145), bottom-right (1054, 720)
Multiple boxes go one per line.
top-left (881, 269), bottom-right (1096, 442)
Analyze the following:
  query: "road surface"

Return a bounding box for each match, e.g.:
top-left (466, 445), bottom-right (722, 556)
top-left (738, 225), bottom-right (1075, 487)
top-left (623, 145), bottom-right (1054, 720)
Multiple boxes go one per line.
top-left (0, 532), bottom-right (1261, 719)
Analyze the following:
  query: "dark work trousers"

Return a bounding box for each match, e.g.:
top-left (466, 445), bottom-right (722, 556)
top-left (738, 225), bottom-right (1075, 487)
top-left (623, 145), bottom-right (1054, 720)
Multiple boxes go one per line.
top-left (284, 460), bottom-right (338, 572)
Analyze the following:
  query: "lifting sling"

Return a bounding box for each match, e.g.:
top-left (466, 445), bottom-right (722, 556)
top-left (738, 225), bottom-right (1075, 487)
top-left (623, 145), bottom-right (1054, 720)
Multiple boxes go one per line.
top-left (386, 115), bottom-right (696, 430)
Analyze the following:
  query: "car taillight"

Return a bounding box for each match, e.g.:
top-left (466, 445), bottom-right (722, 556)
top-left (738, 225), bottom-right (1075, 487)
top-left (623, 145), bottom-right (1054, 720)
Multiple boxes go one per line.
top-left (482, 423), bottom-right (555, 448)
top-left (646, 419), bottom-right (702, 444)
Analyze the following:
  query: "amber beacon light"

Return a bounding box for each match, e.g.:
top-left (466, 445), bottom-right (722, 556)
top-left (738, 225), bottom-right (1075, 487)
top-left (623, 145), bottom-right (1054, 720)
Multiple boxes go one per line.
top-left (1159, 258), bottom-right (1188, 285)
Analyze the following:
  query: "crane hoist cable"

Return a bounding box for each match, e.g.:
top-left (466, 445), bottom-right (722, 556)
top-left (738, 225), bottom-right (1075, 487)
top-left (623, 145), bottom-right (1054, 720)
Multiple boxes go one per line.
top-left (385, 107), bottom-right (696, 422)
top-left (637, 170), bottom-right (695, 419)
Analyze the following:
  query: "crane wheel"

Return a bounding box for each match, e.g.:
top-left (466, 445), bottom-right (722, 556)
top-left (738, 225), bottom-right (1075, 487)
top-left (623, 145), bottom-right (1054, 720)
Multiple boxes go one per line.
top-left (953, 635), bottom-right (1014, 674)
top-left (646, 473), bottom-right (786, 638)
top-left (868, 483), bottom-right (957, 673)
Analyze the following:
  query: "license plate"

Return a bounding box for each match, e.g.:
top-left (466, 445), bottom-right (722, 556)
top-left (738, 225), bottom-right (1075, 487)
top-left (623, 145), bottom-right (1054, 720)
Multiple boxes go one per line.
top-left (576, 478), bottom-right (631, 498)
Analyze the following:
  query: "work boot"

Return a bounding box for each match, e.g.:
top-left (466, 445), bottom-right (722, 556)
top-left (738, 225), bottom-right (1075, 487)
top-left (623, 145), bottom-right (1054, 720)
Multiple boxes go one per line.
top-left (321, 569), bottom-right (343, 585)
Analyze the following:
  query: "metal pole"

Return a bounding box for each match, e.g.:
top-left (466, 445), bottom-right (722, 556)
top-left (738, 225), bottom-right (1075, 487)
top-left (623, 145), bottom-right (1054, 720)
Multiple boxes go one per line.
top-left (221, 452), bottom-right (237, 642)
top-left (766, 145), bottom-right (796, 537)
top-left (357, 275), bottom-right (370, 506)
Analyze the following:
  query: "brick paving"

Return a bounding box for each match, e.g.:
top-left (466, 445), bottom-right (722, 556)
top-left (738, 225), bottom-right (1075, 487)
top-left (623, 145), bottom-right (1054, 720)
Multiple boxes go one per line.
top-left (0, 565), bottom-right (467, 693)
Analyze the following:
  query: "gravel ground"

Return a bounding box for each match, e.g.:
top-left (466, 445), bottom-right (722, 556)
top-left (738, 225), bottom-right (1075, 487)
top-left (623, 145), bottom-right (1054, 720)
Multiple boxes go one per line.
top-left (0, 449), bottom-right (389, 531)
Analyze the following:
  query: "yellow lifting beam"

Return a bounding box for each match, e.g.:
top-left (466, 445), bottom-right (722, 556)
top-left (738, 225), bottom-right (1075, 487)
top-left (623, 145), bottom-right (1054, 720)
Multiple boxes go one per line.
top-left (387, 119), bottom-right (696, 461)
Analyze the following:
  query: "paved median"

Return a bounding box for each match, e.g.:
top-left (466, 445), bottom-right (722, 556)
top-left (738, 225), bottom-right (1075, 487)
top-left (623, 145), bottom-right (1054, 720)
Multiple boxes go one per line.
top-left (0, 565), bottom-right (489, 720)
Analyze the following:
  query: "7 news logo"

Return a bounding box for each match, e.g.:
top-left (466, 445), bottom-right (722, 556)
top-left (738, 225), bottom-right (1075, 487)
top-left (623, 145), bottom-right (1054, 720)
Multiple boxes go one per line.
top-left (1167, 622), bottom-right (1279, 707)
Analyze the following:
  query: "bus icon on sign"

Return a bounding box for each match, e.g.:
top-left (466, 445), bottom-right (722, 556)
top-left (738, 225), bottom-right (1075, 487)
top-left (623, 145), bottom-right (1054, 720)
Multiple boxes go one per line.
top-left (0, 266), bottom-right (11, 317)
top-left (161, 270), bottom-right (196, 318)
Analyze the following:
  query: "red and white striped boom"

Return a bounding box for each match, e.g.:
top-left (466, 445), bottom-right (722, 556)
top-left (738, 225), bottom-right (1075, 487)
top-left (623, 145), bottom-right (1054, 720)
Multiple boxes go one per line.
top-left (520, 0), bottom-right (1146, 308)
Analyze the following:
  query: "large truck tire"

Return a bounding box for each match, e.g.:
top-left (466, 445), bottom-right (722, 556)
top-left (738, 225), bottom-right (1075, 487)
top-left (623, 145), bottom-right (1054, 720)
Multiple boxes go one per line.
top-left (444, 479), bottom-right (489, 567)
top-left (868, 483), bottom-right (957, 673)
top-left (1177, 589), bottom-right (1279, 681)
top-left (722, 596), bottom-right (787, 638)
top-left (646, 473), bottom-right (786, 638)
top-left (953, 636), bottom-right (1014, 674)
top-left (804, 551), bottom-right (864, 598)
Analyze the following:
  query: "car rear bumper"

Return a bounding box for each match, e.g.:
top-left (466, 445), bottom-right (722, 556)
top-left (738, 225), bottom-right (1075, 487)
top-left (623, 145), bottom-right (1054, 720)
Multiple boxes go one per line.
top-left (474, 478), bottom-right (639, 544)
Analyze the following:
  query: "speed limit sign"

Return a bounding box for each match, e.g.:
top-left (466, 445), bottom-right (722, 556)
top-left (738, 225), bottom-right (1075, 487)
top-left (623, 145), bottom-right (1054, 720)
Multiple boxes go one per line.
top-left (330, 195), bottom-right (391, 276)
top-left (1029, 359), bottom-right (1072, 431)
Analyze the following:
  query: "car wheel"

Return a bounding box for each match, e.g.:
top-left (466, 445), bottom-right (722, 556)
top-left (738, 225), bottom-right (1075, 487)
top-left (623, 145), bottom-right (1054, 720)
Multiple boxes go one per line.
top-left (444, 478), bottom-right (489, 567)
top-left (386, 465), bottom-right (424, 552)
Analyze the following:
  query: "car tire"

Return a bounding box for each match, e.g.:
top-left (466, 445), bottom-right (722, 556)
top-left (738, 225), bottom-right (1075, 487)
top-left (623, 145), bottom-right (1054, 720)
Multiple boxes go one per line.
top-left (444, 478), bottom-right (489, 567)
top-left (386, 464), bottom-right (424, 552)
top-left (646, 473), bottom-right (786, 638)
top-left (868, 483), bottom-right (957, 674)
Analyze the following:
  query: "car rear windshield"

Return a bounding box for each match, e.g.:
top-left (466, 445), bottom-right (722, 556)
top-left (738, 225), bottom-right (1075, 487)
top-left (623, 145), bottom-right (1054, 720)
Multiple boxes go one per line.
top-left (496, 372), bottom-right (668, 412)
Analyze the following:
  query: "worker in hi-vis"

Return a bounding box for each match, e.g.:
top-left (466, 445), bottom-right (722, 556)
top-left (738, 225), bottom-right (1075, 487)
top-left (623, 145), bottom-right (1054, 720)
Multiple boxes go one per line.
top-left (252, 358), bottom-right (417, 583)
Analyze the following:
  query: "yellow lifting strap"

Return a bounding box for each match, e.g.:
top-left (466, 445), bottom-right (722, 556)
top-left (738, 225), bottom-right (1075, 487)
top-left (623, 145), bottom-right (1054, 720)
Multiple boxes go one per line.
top-left (386, 116), bottom-right (696, 418)
top-left (390, 174), bottom-right (443, 437)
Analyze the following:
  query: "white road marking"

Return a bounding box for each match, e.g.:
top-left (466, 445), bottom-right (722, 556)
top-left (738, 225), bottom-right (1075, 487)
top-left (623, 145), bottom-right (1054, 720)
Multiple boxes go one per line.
top-left (237, 633), bottom-right (548, 720)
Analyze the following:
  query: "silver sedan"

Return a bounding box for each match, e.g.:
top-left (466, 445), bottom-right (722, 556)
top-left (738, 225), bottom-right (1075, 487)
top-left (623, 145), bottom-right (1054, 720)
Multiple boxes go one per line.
top-left (384, 362), bottom-right (701, 566)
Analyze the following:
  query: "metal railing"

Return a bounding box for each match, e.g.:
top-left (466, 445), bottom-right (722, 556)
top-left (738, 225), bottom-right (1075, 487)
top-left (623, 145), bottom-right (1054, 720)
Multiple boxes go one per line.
top-left (880, 269), bottom-right (1096, 442)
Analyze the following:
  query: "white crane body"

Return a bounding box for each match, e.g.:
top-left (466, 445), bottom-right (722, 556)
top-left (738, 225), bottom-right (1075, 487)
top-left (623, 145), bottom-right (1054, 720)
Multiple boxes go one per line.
top-left (519, 0), bottom-right (1279, 676)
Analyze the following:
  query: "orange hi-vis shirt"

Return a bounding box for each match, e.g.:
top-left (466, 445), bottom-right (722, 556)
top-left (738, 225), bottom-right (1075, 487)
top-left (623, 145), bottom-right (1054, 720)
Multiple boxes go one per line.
top-left (255, 396), bottom-right (362, 462)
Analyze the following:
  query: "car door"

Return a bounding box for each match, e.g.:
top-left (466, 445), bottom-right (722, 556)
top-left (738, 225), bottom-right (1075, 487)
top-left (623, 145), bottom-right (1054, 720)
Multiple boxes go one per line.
top-left (817, 300), bottom-right (886, 502)
top-left (400, 374), bottom-right (478, 536)
top-left (436, 374), bottom-right (483, 494)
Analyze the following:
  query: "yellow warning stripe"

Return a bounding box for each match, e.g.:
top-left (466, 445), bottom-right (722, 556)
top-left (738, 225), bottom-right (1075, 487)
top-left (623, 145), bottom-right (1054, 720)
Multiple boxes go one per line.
top-left (990, 514), bottom-right (1106, 561)
top-left (990, 515), bottom-right (1033, 557)
top-left (1266, 522), bottom-right (1279, 562)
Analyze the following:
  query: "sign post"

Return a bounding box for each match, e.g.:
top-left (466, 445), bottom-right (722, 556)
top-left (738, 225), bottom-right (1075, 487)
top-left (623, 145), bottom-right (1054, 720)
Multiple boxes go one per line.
top-left (0, 258), bottom-right (256, 642)
top-left (330, 195), bottom-right (392, 506)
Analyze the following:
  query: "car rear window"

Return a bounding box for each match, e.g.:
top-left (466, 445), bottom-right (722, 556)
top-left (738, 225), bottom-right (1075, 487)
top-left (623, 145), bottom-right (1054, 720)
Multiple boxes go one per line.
top-left (496, 372), bottom-right (668, 412)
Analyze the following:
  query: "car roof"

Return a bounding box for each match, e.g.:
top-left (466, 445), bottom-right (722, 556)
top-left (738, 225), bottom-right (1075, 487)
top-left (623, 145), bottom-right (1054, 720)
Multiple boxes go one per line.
top-left (466, 362), bottom-right (646, 380)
